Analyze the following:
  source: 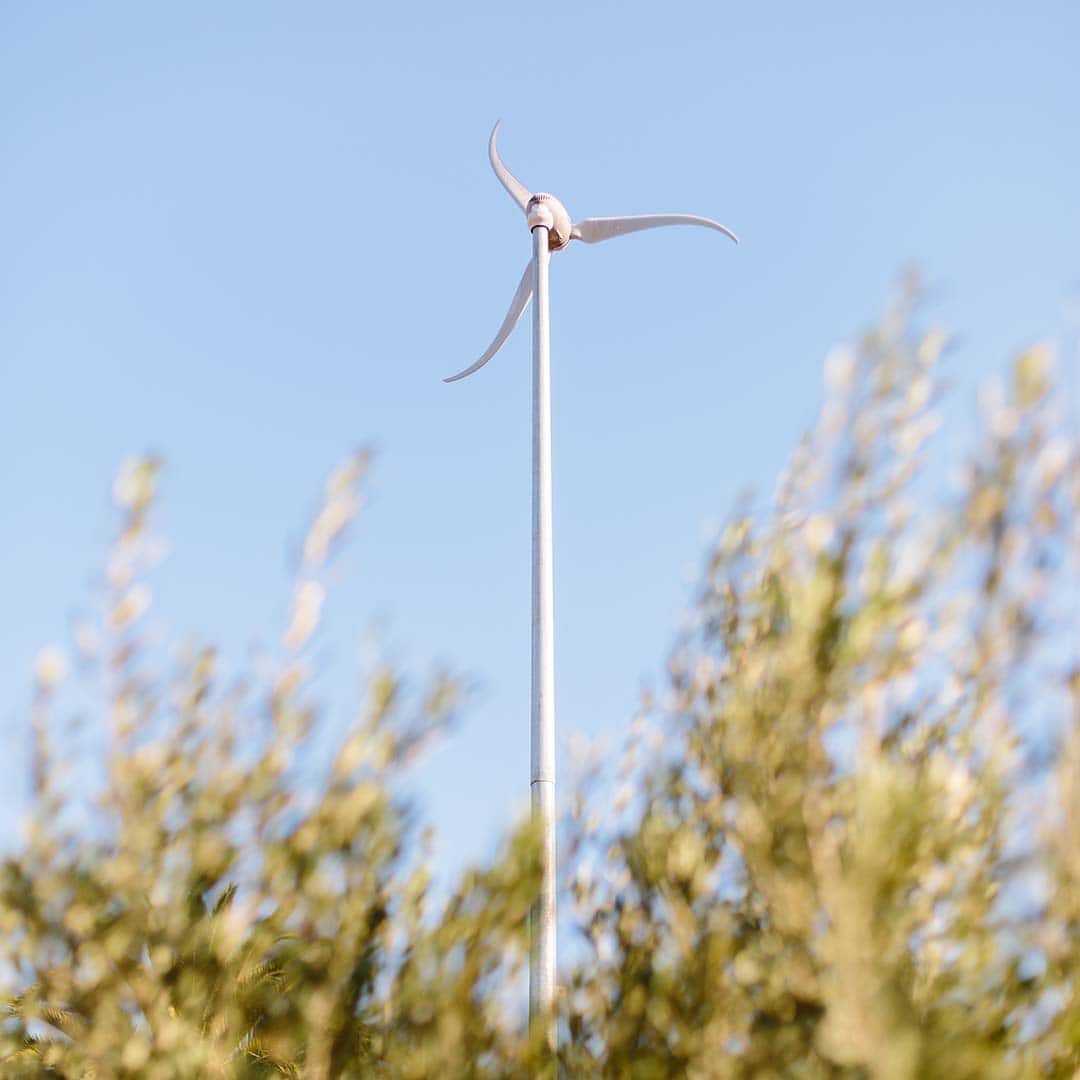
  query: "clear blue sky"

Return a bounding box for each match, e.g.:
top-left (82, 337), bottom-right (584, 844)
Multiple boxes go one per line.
top-left (2, 2), bottom-right (1078, 870)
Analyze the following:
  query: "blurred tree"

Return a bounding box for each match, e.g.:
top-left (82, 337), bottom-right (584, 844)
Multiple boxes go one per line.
top-left (3, 285), bottom-right (1079, 1078)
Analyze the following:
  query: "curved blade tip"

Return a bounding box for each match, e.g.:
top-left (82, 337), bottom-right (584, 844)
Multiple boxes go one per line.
top-left (487, 119), bottom-right (531, 212)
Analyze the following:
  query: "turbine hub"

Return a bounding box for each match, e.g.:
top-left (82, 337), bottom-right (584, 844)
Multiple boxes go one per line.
top-left (527, 193), bottom-right (572, 251)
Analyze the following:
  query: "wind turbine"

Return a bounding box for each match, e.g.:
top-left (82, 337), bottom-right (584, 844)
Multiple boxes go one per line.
top-left (445, 120), bottom-right (738, 1046)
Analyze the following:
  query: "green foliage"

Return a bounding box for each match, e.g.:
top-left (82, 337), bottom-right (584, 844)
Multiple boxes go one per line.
top-left (4, 286), bottom-right (1080, 1077)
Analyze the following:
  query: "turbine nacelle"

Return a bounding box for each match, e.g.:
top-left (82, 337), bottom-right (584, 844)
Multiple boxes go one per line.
top-left (527, 194), bottom-right (573, 251)
top-left (444, 120), bottom-right (739, 383)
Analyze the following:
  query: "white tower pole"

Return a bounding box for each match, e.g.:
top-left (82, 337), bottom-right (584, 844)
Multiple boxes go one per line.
top-left (529, 216), bottom-right (557, 1046)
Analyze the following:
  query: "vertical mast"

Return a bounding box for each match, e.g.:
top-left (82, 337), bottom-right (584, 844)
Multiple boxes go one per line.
top-left (529, 219), bottom-right (556, 1050)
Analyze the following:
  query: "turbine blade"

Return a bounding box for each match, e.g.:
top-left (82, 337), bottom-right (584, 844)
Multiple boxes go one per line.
top-left (444, 259), bottom-right (535, 383)
top-left (571, 213), bottom-right (739, 246)
top-left (488, 120), bottom-right (531, 213)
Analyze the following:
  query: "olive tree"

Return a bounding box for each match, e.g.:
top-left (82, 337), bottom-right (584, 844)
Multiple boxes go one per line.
top-left (4, 285), bottom-right (1079, 1078)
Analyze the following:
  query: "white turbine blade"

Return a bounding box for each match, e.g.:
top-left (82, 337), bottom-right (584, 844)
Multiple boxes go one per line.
top-left (488, 120), bottom-right (531, 213)
top-left (444, 259), bottom-right (534, 383)
top-left (571, 213), bottom-right (739, 246)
